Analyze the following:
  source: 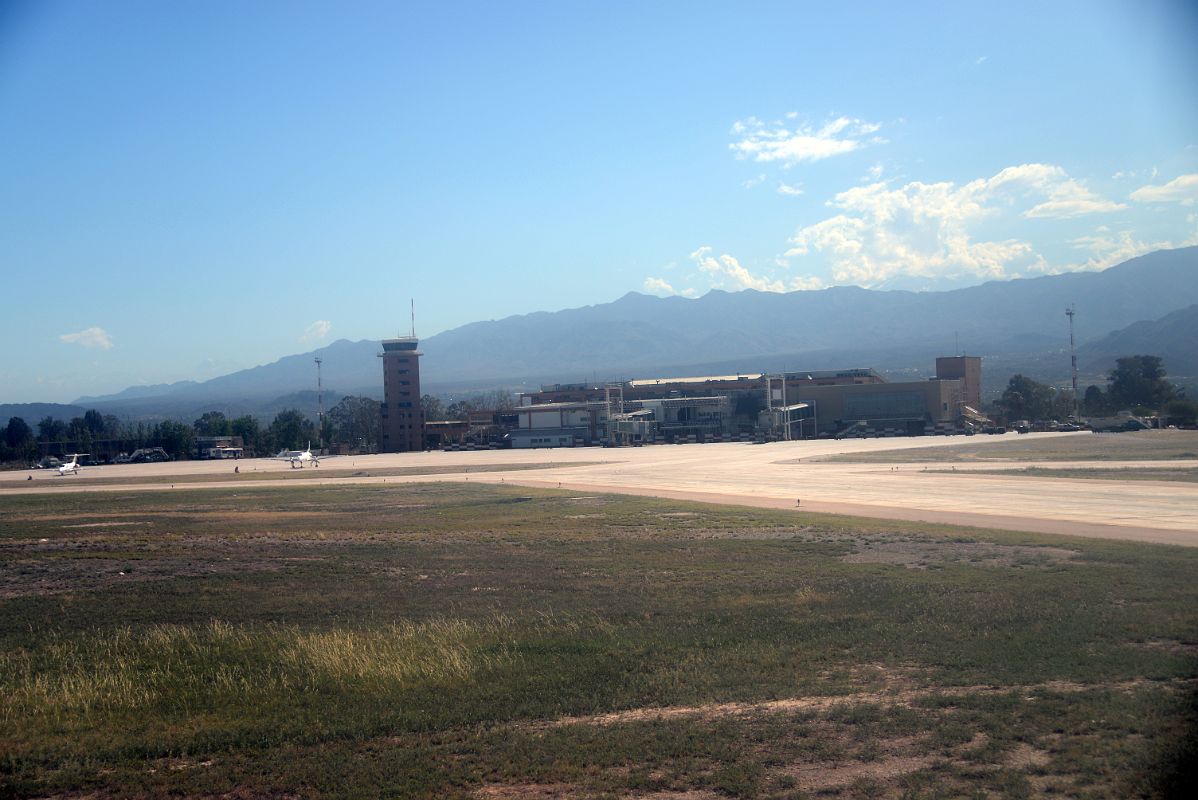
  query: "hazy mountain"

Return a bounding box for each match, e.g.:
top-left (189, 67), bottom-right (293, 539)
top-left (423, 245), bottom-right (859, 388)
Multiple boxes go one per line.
top-left (420, 247), bottom-right (1198, 384)
top-left (0, 403), bottom-right (86, 424)
top-left (75, 381), bottom-right (199, 405)
top-left (72, 246), bottom-right (1198, 417)
top-left (1078, 304), bottom-right (1198, 379)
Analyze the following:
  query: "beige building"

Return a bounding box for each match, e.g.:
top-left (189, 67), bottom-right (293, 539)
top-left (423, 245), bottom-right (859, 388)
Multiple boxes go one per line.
top-left (515, 358), bottom-right (983, 441)
top-left (934, 356), bottom-right (982, 411)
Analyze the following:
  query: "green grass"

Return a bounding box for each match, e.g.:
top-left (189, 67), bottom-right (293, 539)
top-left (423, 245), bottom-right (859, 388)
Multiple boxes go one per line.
top-left (931, 466), bottom-right (1198, 483)
top-left (815, 429), bottom-right (1198, 464)
top-left (1, 483), bottom-right (1195, 797)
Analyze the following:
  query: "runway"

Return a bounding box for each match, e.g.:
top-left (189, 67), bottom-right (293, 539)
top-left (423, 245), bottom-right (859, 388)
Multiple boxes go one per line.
top-left (4, 432), bottom-right (1196, 546)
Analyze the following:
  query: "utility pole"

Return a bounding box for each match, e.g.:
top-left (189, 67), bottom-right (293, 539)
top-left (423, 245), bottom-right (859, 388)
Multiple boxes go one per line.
top-left (315, 355), bottom-right (324, 449)
top-left (1066, 306), bottom-right (1079, 421)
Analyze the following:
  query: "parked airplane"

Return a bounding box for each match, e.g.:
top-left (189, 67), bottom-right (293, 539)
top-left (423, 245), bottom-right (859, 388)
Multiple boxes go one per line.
top-left (57, 454), bottom-right (87, 476)
top-left (275, 443), bottom-right (325, 468)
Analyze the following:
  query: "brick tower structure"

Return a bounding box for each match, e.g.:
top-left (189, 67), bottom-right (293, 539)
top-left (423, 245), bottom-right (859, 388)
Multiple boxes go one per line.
top-left (379, 337), bottom-right (423, 452)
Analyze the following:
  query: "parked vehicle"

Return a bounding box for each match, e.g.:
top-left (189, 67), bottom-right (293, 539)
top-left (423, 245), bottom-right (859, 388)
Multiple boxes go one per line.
top-left (1085, 413), bottom-right (1151, 432)
top-left (128, 447), bottom-right (171, 463)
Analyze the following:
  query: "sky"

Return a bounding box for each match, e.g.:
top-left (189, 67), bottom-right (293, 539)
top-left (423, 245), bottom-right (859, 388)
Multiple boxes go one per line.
top-left (1, 0), bottom-right (1196, 404)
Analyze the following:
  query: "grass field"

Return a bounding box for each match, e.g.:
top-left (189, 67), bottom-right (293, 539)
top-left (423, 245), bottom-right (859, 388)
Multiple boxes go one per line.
top-left (931, 466), bottom-right (1198, 484)
top-left (15, 460), bottom-right (594, 487)
top-left (814, 429), bottom-right (1198, 464)
top-left (2, 483), bottom-right (1195, 798)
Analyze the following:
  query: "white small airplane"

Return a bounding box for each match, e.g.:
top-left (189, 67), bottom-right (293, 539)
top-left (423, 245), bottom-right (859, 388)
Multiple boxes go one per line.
top-left (275, 442), bottom-right (323, 468)
top-left (57, 454), bottom-right (88, 476)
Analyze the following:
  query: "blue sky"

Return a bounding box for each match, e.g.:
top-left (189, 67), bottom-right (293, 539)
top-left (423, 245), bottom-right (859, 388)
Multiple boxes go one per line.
top-left (1, 0), bottom-right (1196, 403)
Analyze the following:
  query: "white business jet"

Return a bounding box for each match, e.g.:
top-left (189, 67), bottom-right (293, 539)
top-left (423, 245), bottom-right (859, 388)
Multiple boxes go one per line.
top-left (57, 454), bottom-right (87, 476)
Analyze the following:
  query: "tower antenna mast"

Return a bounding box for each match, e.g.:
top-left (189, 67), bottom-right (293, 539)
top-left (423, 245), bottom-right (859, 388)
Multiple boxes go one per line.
top-left (315, 355), bottom-right (324, 449)
top-left (410, 299), bottom-right (416, 338)
top-left (1066, 306), bottom-right (1079, 421)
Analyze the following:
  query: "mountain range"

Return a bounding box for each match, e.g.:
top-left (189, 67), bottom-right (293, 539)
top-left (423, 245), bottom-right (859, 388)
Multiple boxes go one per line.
top-left (6, 246), bottom-right (1195, 422)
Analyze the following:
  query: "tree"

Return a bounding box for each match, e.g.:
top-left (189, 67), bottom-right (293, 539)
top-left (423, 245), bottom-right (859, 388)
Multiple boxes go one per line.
top-left (194, 411), bottom-right (231, 436)
top-left (103, 414), bottom-right (123, 438)
top-left (2, 416), bottom-right (37, 464)
top-left (1049, 389), bottom-right (1076, 421)
top-left (328, 396), bottom-right (381, 450)
top-left (1164, 398), bottom-right (1198, 427)
top-left (999, 374), bottom-right (1055, 421)
top-left (1107, 355), bottom-right (1177, 411)
top-left (486, 388), bottom-right (516, 411)
top-left (269, 409), bottom-right (316, 452)
top-left (445, 400), bottom-right (472, 421)
top-left (151, 420), bottom-right (194, 458)
top-left (421, 394), bottom-right (446, 422)
top-left (66, 417), bottom-right (93, 451)
top-left (83, 409), bottom-right (107, 437)
top-left (5, 417), bottom-right (32, 449)
top-left (1082, 385), bottom-right (1108, 415)
top-left (38, 416), bottom-right (66, 442)
top-left (230, 415), bottom-right (263, 454)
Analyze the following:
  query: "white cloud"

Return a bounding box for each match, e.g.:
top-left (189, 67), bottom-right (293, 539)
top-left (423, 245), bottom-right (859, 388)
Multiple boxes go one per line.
top-left (1016, 169), bottom-right (1127, 218)
top-left (1024, 196), bottom-right (1127, 218)
top-left (1129, 173), bottom-right (1198, 206)
top-left (1066, 224), bottom-right (1198, 273)
top-left (975, 56), bottom-right (988, 65)
top-left (643, 277), bottom-right (676, 295)
top-left (783, 163), bottom-right (1135, 286)
top-left (777, 182), bottom-right (804, 197)
top-left (789, 275), bottom-right (825, 291)
top-left (742, 173), bottom-right (767, 189)
top-left (730, 115), bottom-right (883, 166)
top-left (300, 320), bottom-right (332, 343)
top-left (58, 327), bottom-right (113, 350)
top-left (690, 246), bottom-right (786, 292)
top-left (643, 276), bottom-right (698, 298)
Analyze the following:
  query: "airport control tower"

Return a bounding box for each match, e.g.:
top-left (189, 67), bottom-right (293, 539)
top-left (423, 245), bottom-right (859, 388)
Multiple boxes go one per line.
top-left (379, 337), bottom-right (423, 452)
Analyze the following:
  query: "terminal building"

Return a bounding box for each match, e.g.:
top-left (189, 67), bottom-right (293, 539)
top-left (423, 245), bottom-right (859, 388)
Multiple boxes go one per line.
top-left (506, 356), bottom-right (984, 447)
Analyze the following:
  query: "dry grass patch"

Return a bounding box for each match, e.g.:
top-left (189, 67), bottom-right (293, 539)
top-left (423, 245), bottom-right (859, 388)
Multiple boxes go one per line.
top-left (840, 539), bottom-right (1080, 569)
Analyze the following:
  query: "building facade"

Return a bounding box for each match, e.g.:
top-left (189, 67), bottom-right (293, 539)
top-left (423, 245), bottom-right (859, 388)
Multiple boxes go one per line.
top-left (379, 337), bottom-right (424, 452)
top-left (934, 356), bottom-right (982, 411)
top-left (507, 357), bottom-right (983, 445)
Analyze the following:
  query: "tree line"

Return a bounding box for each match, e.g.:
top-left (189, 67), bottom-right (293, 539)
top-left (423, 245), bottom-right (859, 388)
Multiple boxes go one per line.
top-left (1, 395), bottom-right (384, 465)
top-left (998, 355), bottom-right (1197, 425)
top-left (1, 389), bottom-right (521, 466)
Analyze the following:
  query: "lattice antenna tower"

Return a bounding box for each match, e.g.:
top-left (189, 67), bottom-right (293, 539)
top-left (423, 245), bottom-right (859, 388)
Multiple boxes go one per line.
top-left (1066, 305), bottom-right (1079, 420)
top-left (315, 355), bottom-right (324, 448)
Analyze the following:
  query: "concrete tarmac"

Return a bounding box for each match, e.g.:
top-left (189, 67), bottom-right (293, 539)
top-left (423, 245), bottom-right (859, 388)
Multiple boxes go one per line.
top-left (4, 432), bottom-right (1196, 547)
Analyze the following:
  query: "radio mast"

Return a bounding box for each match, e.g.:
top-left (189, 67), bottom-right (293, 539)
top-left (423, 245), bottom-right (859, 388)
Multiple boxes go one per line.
top-left (315, 355), bottom-right (324, 448)
top-left (1066, 306), bottom-right (1079, 420)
